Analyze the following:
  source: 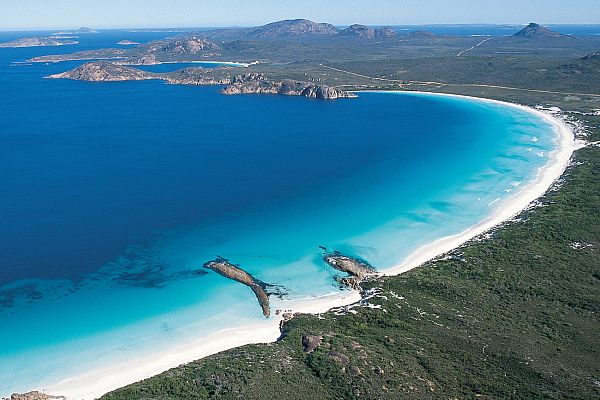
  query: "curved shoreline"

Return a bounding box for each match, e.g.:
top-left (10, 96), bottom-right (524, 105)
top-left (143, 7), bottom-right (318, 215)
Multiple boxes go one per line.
top-left (41, 92), bottom-right (576, 399)
top-left (367, 91), bottom-right (577, 276)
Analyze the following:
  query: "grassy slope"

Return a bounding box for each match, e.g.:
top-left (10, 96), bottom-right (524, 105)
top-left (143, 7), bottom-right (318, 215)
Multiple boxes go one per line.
top-left (102, 101), bottom-right (600, 399)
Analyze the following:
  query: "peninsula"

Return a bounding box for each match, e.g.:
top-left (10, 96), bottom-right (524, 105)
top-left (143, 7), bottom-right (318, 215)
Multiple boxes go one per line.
top-left (0, 36), bottom-right (78, 48)
top-left (47, 61), bottom-right (355, 99)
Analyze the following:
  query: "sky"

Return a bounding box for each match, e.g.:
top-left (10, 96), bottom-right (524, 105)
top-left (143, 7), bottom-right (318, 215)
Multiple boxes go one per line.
top-left (0, 0), bottom-right (599, 30)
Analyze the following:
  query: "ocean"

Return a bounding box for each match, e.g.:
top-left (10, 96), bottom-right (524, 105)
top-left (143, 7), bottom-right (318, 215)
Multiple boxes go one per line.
top-left (0, 30), bottom-right (558, 394)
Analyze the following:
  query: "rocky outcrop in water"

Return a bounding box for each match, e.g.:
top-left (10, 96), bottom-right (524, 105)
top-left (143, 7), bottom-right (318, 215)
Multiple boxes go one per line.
top-left (323, 251), bottom-right (376, 290)
top-left (204, 257), bottom-right (271, 317)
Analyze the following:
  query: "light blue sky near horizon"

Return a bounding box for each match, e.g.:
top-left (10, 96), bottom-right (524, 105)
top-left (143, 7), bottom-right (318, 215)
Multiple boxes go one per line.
top-left (0, 0), bottom-right (599, 30)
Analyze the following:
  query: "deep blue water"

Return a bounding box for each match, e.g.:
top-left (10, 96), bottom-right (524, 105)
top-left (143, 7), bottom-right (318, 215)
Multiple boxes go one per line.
top-left (0, 30), bottom-right (558, 394)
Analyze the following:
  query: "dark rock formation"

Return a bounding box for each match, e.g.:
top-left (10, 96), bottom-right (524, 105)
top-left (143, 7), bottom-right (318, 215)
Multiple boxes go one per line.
top-left (323, 251), bottom-right (376, 289)
top-left (302, 334), bottom-right (322, 353)
top-left (203, 257), bottom-right (271, 317)
top-left (323, 252), bottom-right (375, 278)
top-left (512, 23), bottom-right (571, 39)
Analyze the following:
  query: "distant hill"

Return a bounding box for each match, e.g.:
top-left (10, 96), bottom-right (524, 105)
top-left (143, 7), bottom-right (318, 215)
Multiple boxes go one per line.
top-left (244, 19), bottom-right (339, 39)
top-left (122, 36), bottom-right (221, 64)
top-left (339, 24), bottom-right (396, 39)
top-left (512, 23), bottom-right (571, 39)
top-left (53, 27), bottom-right (99, 35)
top-left (78, 27), bottom-right (99, 33)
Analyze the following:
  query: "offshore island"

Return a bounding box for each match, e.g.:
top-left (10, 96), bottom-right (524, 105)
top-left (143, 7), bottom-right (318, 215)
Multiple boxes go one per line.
top-left (2, 18), bottom-right (600, 400)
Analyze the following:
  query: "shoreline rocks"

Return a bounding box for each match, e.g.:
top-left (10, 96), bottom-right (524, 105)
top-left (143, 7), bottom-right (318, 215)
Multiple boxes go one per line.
top-left (203, 257), bottom-right (271, 317)
top-left (323, 251), bottom-right (376, 290)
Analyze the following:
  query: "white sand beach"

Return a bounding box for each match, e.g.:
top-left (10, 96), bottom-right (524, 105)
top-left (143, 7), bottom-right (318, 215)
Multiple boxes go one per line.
top-left (42, 92), bottom-right (576, 399)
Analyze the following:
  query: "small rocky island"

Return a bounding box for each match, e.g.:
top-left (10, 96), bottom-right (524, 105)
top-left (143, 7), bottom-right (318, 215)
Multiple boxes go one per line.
top-left (203, 257), bottom-right (272, 317)
top-left (117, 40), bottom-right (140, 46)
top-left (0, 36), bottom-right (78, 48)
top-left (322, 250), bottom-right (376, 290)
top-left (48, 61), bottom-right (355, 100)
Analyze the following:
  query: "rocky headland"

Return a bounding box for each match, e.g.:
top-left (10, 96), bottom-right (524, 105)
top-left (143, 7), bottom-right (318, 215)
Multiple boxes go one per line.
top-left (221, 78), bottom-right (356, 99)
top-left (203, 257), bottom-right (271, 317)
top-left (47, 61), bottom-right (355, 100)
top-left (322, 251), bottom-right (376, 290)
top-left (47, 61), bottom-right (153, 81)
top-left (0, 37), bottom-right (78, 48)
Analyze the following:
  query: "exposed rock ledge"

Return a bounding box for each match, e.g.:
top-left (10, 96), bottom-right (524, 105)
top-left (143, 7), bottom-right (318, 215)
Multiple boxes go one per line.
top-left (322, 250), bottom-right (376, 290)
top-left (47, 62), bottom-right (355, 100)
top-left (204, 257), bottom-right (271, 317)
top-left (222, 79), bottom-right (356, 100)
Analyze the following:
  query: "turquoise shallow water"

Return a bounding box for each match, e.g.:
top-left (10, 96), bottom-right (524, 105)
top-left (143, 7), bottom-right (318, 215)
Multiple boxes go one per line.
top-left (0, 32), bottom-right (557, 394)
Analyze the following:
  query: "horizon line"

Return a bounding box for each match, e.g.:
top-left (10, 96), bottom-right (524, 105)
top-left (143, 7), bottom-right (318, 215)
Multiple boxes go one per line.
top-left (2, 21), bottom-right (600, 32)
